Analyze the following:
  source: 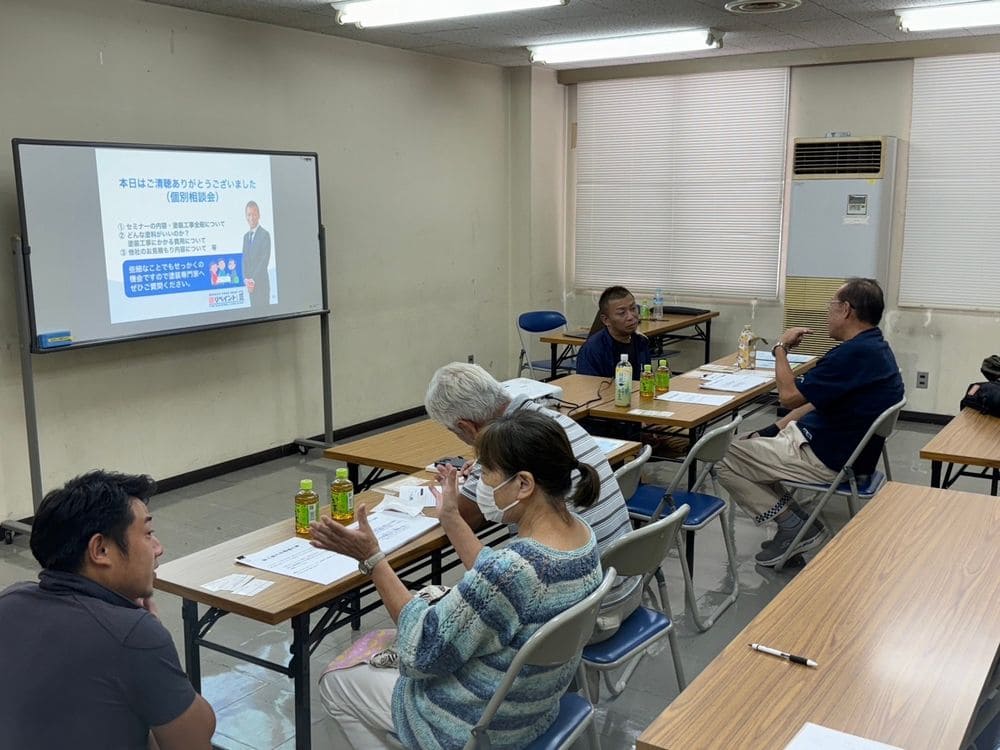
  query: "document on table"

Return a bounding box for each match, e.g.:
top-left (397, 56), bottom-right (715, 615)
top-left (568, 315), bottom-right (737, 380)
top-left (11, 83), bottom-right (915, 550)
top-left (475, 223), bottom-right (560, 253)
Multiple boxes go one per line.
top-left (784, 723), bottom-right (903, 750)
top-left (656, 391), bottom-right (733, 406)
top-left (373, 474), bottom-right (429, 496)
top-left (755, 350), bottom-right (815, 367)
top-left (201, 573), bottom-right (275, 597)
top-left (594, 436), bottom-right (628, 455)
top-left (236, 511), bottom-right (440, 585)
top-left (699, 372), bottom-right (771, 393)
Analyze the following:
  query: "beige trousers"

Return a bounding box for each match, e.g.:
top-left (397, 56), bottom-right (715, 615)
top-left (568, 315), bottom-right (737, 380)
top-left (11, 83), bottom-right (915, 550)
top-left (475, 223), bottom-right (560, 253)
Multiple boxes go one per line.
top-left (716, 422), bottom-right (837, 525)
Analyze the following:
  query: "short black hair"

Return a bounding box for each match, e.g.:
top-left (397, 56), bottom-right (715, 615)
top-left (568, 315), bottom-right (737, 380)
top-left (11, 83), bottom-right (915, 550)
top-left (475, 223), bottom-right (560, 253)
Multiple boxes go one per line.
top-left (246, 200), bottom-right (259, 211)
top-left (598, 286), bottom-right (634, 317)
top-left (29, 471), bottom-right (157, 573)
top-left (838, 277), bottom-right (885, 326)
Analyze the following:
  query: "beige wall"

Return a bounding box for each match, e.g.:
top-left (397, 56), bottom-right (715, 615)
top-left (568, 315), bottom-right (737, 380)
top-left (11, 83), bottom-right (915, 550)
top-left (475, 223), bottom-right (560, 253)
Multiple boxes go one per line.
top-left (0, 0), bottom-right (513, 520)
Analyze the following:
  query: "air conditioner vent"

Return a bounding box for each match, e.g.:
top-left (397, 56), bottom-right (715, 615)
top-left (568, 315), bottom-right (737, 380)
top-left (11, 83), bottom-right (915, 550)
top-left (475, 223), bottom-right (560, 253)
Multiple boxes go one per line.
top-left (793, 139), bottom-right (884, 177)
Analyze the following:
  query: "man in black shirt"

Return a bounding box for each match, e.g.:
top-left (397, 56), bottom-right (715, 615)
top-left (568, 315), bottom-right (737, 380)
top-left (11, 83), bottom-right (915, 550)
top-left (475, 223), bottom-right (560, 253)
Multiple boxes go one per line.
top-left (0, 470), bottom-right (216, 749)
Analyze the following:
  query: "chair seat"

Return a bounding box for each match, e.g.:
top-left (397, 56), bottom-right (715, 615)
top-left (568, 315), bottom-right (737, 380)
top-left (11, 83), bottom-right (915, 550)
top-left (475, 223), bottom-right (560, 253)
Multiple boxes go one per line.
top-left (784, 470), bottom-right (886, 498)
top-left (627, 484), bottom-right (725, 527)
top-left (582, 606), bottom-right (671, 665)
top-left (524, 693), bottom-right (593, 750)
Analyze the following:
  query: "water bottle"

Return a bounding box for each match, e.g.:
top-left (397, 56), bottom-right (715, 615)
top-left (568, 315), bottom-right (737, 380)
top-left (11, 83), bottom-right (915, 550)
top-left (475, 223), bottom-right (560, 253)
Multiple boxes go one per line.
top-left (655, 359), bottom-right (671, 393)
top-left (294, 479), bottom-right (319, 538)
top-left (737, 324), bottom-right (756, 370)
top-left (640, 364), bottom-right (655, 400)
top-left (653, 289), bottom-right (665, 318)
top-left (614, 354), bottom-right (632, 407)
top-left (330, 468), bottom-right (355, 524)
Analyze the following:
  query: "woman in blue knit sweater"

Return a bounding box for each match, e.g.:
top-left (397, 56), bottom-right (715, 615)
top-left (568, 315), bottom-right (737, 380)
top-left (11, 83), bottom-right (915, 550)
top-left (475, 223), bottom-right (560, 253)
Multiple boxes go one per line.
top-left (310, 410), bottom-right (604, 749)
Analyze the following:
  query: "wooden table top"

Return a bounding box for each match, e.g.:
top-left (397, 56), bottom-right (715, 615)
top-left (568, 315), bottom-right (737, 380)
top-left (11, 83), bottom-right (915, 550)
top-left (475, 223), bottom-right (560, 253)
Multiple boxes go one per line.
top-left (324, 416), bottom-right (641, 470)
top-left (540, 311), bottom-right (719, 347)
top-left (589, 353), bottom-right (816, 429)
top-left (324, 420), bottom-right (471, 474)
top-left (154, 492), bottom-right (447, 625)
top-left (637, 482), bottom-right (1000, 750)
top-left (550, 373), bottom-right (617, 416)
top-left (920, 408), bottom-right (1000, 469)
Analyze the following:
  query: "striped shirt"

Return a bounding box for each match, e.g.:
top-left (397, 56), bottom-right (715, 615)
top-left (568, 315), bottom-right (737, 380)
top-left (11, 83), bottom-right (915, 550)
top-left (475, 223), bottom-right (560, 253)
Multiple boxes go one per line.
top-left (460, 394), bottom-right (634, 558)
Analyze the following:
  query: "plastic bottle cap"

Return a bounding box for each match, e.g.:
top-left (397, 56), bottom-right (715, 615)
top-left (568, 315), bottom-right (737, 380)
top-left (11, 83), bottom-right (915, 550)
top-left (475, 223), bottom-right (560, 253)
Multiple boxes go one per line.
top-left (620, 354), bottom-right (629, 362)
top-left (335, 468), bottom-right (348, 479)
top-left (660, 360), bottom-right (667, 366)
top-left (644, 364), bottom-right (652, 371)
top-left (300, 479), bottom-right (313, 491)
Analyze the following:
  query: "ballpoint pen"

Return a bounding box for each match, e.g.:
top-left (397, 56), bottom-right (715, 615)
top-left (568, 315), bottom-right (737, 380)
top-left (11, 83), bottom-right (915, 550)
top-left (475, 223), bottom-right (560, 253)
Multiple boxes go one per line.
top-left (749, 642), bottom-right (818, 668)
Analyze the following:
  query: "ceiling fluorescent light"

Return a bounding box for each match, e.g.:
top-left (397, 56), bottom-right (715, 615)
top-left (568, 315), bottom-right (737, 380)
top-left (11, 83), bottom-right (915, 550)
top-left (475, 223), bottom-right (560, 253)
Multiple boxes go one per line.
top-left (335, 0), bottom-right (566, 28)
top-left (896, 1), bottom-right (1000, 31)
top-left (530, 29), bottom-right (724, 64)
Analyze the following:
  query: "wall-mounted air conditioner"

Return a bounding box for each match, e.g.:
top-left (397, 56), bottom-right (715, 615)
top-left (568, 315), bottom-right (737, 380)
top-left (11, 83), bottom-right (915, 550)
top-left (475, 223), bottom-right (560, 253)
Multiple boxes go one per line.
top-left (784, 136), bottom-right (901, 355)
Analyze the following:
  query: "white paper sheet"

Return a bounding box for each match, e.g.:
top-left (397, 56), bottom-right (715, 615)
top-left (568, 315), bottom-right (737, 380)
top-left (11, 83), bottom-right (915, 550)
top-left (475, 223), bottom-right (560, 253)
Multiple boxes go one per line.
top-left (593, 437), bottom-right (628, 455)
top-left (755, 350), bottom-right (815, 366)
top-left (201, 573), bottom-right (254, 592)
top-left (628, 408), bottom-right (674, 418)
top-left (700, 372), bottom-right (771, 393)
top-left (231, 578), bottom-right (275, 597)
top-left (656, 391), bottom-right (733, 406)
top-left (784, 723), bottom-right (903, 750)
top-left (236, 511), bottom-right (440, 585)
top-left (380, 485), bottom-right (438, 515)
top-left (373, 474), bottom-right (429, 496)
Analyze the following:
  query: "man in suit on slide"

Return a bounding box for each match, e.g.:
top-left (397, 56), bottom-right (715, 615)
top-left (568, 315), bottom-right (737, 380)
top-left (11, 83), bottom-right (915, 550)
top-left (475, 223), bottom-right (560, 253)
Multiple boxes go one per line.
top-left (242, 200), bottom-right (272, 307)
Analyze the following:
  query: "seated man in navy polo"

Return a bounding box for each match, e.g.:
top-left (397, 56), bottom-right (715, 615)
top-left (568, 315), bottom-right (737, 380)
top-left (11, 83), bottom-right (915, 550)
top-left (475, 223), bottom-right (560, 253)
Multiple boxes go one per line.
top-left (576, 285), bottom-right (651, 379)
top-left (717, 277), bottom-right (904, 566)
top-left (0, 470), bottom-right (217, 750)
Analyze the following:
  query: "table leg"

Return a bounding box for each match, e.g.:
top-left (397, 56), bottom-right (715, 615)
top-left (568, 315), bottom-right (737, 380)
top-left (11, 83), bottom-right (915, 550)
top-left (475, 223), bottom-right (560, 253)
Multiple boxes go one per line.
top-left (181, 598), bottom-right (202, 691)
top-left (992, 468), bottom-right (998, 497)
top-left (291, 613), bottom-right (312, 750)
top-left (347, 463), bottom-right (359, 488)
top-left (704, 319), bottom-right (712, 364)
top-left (431, 549), bottom-right (442, 586)
top-left (685, 428), bottom-right (701, 576)
top-left (550, 343), bottom-right (558, 380)
top-left (931, 461), bottom-right (941, 489)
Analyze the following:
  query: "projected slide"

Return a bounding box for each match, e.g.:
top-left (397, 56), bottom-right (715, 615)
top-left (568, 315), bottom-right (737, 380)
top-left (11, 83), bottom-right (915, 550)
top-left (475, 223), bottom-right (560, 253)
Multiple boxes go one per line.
top-left (95, 149), bottom-right (278, 324)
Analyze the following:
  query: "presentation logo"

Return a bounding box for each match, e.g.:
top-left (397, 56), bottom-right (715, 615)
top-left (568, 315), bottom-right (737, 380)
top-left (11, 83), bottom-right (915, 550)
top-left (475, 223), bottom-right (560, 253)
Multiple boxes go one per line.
top-left (209, 290), bottom-right (245, 308)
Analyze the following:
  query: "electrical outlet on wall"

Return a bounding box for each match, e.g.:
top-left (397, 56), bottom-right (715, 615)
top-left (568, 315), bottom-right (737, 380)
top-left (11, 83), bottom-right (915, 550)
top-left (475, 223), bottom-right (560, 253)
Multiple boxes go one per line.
top-left (916, 371), bottom-right (929, 389)
top-left (467, 354), bottom-right (475, 364)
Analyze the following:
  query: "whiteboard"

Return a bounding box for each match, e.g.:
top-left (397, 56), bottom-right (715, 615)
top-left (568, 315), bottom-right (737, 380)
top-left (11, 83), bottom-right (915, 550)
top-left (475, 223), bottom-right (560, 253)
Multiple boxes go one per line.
top-left (13, 139), bottom-right (326, 351)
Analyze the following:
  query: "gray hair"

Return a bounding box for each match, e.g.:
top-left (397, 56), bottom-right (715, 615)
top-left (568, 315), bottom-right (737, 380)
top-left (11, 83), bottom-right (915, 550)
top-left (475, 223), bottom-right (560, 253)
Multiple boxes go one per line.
top-left (424, 363), bottom-right (510, 430)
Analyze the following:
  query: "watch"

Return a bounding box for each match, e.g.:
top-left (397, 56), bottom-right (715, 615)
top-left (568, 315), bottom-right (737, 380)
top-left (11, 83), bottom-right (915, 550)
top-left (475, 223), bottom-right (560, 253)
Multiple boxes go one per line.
top-left (358, 550), bottom-right (386, 576)
top-left (771, 341), bottom-right (790, 357)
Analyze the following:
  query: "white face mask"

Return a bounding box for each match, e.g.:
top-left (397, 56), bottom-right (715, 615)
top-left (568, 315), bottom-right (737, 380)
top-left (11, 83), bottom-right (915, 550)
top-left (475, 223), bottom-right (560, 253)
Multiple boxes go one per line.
top-left (475, 474), bottom-right (518, 523)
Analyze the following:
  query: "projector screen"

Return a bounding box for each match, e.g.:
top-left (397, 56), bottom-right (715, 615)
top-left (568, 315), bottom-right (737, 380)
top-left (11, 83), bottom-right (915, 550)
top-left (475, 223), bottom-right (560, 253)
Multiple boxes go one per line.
top-left (12, 139), bottom-right (326, 351)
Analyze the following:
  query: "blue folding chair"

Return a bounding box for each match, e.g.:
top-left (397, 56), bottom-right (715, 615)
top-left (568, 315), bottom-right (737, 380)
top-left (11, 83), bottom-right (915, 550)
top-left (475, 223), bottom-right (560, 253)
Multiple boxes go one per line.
top-left (773, 396), bottom-right (907, 571)
top-left (517, 310), bottom-right (574, 379)
top-left (624, 417), bottom-right (742, 632)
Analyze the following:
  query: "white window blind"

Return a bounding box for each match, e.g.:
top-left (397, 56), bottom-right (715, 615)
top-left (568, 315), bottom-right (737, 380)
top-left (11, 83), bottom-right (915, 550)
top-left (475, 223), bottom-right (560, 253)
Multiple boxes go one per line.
top-left (900, 54), bottom-right (1000, 310)
top-left (574, 69), bottom-right (788, 298)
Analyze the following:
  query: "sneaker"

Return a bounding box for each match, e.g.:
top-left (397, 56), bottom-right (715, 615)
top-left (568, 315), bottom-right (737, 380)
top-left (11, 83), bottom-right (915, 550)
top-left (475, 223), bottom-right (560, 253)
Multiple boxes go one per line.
top-left (759, 502), bottom-right (811, 549)
top-left (754, 522), bottom-right (826, 567)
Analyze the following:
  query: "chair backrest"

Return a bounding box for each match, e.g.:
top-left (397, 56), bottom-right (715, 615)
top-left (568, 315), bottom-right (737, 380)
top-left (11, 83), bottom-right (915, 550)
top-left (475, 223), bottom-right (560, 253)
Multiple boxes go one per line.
top-left (614, 444), bottom-right (653, 499)
top-left (841, 396), bottom-right (907, 471)
top-left (662, 416), bottom-right (743, 496)
top-left (467, 567), bottom-right (618, 749)
top-left (517, 310), bottom-right (568, 334)
top-left (599, 505), bottom-right (690, 587)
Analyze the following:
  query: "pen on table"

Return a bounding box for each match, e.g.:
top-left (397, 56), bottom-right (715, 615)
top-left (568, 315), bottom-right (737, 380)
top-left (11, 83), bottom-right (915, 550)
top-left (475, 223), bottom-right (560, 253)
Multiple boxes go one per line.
top-left (749, 642), bottom-right (818, 668)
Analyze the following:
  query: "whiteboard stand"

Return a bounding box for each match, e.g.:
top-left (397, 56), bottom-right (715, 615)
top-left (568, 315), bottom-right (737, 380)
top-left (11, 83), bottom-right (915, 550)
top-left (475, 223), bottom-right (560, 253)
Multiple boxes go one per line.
top-left (4, 235), bottom-right (41, 542)
top-left (294, 224), bottom-right (334, 452)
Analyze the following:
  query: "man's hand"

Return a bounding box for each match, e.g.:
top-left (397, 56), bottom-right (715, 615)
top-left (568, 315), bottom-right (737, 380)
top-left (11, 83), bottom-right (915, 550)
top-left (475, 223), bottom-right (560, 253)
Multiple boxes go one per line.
top-left (780, 327), bottom-right (813, 349)
top-left (310, 506), bottom-right (380, 562)
top-left (136, 596), bottom-right (160, 619)
top-left (246, 278), bottom-right (255, 293)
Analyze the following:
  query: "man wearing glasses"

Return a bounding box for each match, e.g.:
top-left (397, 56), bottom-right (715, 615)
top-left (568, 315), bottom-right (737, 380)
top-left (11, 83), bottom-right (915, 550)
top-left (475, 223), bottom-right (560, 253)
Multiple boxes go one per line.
top-left (717, 277), bottom-right (904, 566)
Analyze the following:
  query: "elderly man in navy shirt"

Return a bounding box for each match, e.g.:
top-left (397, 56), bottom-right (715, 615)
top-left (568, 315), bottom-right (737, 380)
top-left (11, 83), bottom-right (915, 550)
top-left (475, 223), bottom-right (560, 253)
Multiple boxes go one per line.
top-left (717, 277), bottom-right (904, 566)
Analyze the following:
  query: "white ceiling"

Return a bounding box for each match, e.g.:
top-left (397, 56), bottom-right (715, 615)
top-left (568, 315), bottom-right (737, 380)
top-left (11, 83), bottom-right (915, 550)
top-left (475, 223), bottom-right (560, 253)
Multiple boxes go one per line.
top-left (143, 0), bottom-right (1000, 68)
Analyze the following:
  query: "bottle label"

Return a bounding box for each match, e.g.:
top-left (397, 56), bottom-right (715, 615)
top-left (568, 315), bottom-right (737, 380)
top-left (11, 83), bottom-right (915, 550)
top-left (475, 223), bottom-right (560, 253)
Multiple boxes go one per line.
top-left (332, 490), bottom-right (354, 515)
top-left (295, 502), bottom-right (317, 528)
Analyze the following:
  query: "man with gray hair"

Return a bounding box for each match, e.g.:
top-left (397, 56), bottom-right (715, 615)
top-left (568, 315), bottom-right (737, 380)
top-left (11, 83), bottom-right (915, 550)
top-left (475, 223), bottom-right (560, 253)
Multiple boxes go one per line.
top-left (425, 363), bottom-right (638, 640)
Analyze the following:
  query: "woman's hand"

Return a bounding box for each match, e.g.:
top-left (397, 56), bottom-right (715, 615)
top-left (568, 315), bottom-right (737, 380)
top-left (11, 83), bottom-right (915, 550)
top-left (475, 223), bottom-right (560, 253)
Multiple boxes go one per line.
top-left (430, 464), bottom-right (463, 518)
top-left (310, 504), bottom-right (380, 561)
